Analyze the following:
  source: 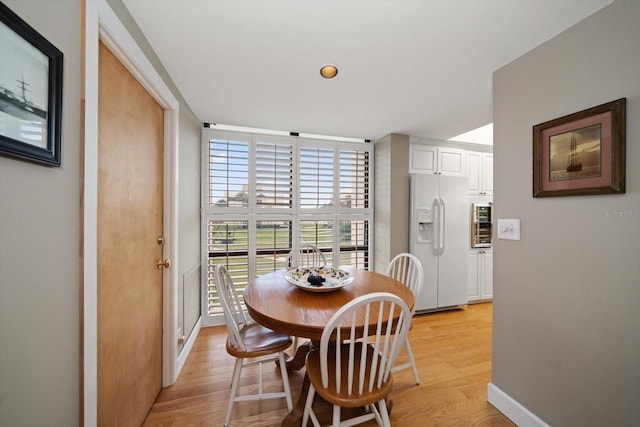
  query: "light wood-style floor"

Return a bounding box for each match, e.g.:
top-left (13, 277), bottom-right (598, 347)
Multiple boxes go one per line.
top-left (144, 302), bottom-right (514, 426)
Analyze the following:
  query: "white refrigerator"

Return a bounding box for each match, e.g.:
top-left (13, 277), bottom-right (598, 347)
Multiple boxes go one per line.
top-left (410, 173), bottom-right (469, 312)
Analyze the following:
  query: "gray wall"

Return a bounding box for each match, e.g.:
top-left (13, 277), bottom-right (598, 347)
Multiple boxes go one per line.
top-left (0, 1), bottom-right (81, 425)
top-left (0, 1), bottom-right (201, 425)
top-left (374, 133), bottom-right (410, 272)
top-left (492, 1), bottom-right (640, 425)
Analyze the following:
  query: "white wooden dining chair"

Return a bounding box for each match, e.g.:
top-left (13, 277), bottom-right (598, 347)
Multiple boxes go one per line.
top-left (302, 292), bottom-right (412, 427)
top-left (214, 264), bottom-right (293, 427)
top-left (287, 243), bottom-right (327, 352)
top-left (287, 243), bottom-right (327, 268)
top-left (385, 252), bottom-right (424, 384)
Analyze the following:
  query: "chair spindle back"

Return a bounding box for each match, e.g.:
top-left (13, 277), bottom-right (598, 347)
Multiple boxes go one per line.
top-left (319, 292), bottom-right (411, 395)
top-left (385, 253), bottom-right (424, 315)
top-left (214, 264), bottom-right (249, 351)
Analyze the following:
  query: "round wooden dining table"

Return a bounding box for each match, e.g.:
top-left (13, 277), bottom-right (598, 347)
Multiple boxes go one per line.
top-left (243, 266), bottom-right (415, 427)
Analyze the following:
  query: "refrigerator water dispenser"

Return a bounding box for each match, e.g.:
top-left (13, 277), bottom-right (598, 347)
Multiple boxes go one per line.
top-left (416, 207), bottom-right (434, 243)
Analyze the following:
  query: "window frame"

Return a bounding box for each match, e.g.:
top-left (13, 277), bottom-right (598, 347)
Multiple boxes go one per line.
top-left (201, 128), bottom-right (374, 326)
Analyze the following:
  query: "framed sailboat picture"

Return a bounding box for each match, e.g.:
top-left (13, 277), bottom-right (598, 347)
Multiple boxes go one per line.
top-left (533, 98), bottom-right (626, 197)
top-left (0, 1), bottom-right (63, 166)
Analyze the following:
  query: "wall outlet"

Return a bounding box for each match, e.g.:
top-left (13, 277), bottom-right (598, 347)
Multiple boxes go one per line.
top-left (497, 219), bottom-right (521, 240)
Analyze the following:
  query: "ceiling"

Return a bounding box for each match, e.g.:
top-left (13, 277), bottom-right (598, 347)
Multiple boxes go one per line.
top-left (122, 0), bottom-right (612, 142)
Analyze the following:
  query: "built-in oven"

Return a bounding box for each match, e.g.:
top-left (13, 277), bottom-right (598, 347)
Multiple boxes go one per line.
top-left (471, 203), bottom-right (492, 248)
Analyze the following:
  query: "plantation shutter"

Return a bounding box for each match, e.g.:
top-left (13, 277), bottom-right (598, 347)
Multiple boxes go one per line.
top-left (202, 129), bottom-right (372, 325)
top-left (207, 138), bottom-right (249, 208)
top-left (299, 144), bottom-right (334, 209)
top-left (255, 140), bottom-right (294, 209)
top-left (339, 148), bottom-right (370, 210)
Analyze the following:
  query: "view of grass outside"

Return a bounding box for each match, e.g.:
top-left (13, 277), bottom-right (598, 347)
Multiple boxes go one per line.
top-left (208, 221), bottom-right (336, 314)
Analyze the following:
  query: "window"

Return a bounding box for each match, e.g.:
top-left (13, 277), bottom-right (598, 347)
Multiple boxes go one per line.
top-left (299, 145), bottom-right (333, 209)
top-left (202, 129), bottom-right (372, 325)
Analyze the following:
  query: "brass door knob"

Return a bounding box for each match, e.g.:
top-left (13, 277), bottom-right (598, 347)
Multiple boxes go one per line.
top-left (157, 258), bottom-right (171, 269)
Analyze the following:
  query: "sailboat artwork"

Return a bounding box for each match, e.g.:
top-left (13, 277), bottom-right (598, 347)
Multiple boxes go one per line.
top-left (0, 18), bottom-right (49, 148)
top-left (0, 75), bottom-right (47, 122)
top-left (549, 124), bottom-right (602, 182)
top-left (565, 133), bottom-right (582, 173)
top-left (533, 98), bottom-right (625, 198)
top-left (0, 1), bottom-right (63, 166)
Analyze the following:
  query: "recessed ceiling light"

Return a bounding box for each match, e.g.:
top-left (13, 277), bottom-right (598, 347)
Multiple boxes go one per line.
top-left (320, 64), bottom-right (338, 79)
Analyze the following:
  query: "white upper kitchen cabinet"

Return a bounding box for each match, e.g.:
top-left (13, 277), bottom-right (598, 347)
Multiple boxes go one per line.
top-left (466, 151), bottom-right (493, 195)
top-left (410, 145), bottom-right (465, 176)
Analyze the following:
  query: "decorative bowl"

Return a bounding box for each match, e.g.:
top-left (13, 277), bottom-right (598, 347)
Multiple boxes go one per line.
top-left (285, 266), bottom-right (352, 292)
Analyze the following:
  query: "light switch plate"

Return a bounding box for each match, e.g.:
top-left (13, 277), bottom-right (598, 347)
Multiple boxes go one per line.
top-left (497, 219), bottom-right (521, 240)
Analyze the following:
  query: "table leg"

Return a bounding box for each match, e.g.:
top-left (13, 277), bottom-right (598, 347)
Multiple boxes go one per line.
top-left (281, 371), bottom-right (311, 427)
top-left (285, 341), bottom-right (312, 371)
top-left (281, 340), bottom-right (315, 426)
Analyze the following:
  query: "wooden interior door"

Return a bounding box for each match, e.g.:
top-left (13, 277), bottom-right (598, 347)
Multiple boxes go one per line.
top-left (97, 41), bottom-right (164, 426)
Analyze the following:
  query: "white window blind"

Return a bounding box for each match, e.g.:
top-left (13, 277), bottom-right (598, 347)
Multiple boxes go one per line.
top-left (206, 218), bottom-right (249, 316)
top-left (299, 219), bottom-right (334, 261)
top-left (202, 129), bottom-right (373, 325)
top-left (255, 219), bottom-right (292, 273)
top-left (255, 141), bottom-right (293, 209)
top-left (208, 138), bottom-right (249, 208)
top-left (339, 148), bottom-right (370, 210)
top-left (299, 145), bottom-right (334, 209)
top-left (339, 218), bottom-right (370, 269)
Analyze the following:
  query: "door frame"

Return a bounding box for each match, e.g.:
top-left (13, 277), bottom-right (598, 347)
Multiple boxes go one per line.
top-left (83, 0), bottom-right (180, 424)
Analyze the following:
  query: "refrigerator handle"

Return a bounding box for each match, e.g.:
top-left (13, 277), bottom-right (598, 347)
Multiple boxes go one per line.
top-left (439, 197), bottom-right (446, 255)
top-left (433, 198), bottom-right (441, 253)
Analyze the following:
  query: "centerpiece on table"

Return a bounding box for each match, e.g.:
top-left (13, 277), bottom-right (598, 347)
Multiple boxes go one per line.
top-left (285, 266), bottom-right (352, 292)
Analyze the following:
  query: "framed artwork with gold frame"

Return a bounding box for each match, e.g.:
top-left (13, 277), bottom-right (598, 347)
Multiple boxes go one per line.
top-left (533, 98), bottom-right (626, 197)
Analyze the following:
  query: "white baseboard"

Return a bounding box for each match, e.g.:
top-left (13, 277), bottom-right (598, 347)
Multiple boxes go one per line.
top-left (177, 317), bottom-right (202, 376)
top-left (487, 382), bottom-right (550, 427)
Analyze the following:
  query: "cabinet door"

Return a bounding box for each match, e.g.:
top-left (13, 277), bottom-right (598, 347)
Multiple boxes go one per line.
top-left (481, 154), bottom-right (494, 195)
top-left (467, 251), bottom-right (480, 301)
top-left (410, 146), bottom-right (437, 174)
top-left (468, 250), bottom-right (493, 302)
top-left (481, 251), bottom-right (493, 299)
top-left (438, 147), bottom-right (465, 176)
top-left (466, 151), bottom-right (482, 194)
top-left (467, 151), bottom-right (493, 195)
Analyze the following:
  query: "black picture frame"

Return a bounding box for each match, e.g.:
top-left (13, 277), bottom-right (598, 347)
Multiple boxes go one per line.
top-left (533, 98), bottom-right (626, 197)
top-left (0, 1), bottom-right (63, 166)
